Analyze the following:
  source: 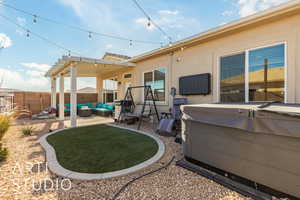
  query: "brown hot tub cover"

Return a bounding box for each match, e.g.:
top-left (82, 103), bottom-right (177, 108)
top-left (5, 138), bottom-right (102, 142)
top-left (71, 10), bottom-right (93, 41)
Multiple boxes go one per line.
top-left (181, 103), bottom-right (300, 139)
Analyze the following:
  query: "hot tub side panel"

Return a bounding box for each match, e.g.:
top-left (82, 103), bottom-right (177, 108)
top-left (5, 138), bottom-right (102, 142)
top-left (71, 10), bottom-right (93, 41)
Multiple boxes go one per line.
top-left (182, 119), bottom-right (300, 198)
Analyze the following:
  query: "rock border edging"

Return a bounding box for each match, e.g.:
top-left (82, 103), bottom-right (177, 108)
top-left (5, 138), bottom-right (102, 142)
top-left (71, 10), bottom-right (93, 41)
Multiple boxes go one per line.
top-left (39, 123), bottom-right (165, 180)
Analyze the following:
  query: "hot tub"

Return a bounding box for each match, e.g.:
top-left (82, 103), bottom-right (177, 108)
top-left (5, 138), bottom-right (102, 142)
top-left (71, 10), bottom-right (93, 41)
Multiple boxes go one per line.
top-left (181, 103), bottom-right (300, 198)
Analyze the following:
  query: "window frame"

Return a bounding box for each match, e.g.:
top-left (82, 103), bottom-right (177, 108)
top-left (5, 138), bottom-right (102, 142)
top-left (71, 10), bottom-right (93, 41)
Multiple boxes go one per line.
top-left (218, 42), bottom-right (287, 103)
top-left (142, 67), bottom-right (167, 105)
top-left (123, 73), bottom-right (132, 79)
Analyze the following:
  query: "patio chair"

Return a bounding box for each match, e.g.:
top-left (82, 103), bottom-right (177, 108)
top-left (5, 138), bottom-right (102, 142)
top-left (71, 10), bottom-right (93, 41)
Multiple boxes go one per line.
top-left (156, 98), bottom-right (187, 136)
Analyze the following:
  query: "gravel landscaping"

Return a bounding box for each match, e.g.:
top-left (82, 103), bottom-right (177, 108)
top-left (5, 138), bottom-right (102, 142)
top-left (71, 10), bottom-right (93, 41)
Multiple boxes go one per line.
top-left (0, 117), bottom-right (254, 200)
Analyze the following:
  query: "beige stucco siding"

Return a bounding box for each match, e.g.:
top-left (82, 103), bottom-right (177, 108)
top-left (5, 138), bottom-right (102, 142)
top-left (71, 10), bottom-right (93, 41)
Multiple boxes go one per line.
top-left (132, 12), bottom-right (300, 110)
top-left (96, 68), bottom-right (134, 102)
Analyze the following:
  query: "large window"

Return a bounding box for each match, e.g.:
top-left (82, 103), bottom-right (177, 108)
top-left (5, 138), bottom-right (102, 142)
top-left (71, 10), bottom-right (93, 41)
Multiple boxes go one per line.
top-left (249, 44), bottom-right (285, 102)
top-left (143, 68), bottom-right (166, 102)
top-left (220, 43), bottom-right (286, 103)
top-left (220, 53), bottom-right (245, 102)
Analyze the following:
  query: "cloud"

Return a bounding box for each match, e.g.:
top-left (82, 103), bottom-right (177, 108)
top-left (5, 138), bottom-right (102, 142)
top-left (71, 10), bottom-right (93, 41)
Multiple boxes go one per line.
top-left (135, 9), bottom-right (199, 31)
top-left (105, 44), bottom-right (113, 49)
top-left (0, 67), bottom-right (96, 92)
top-left (16, 17), bottom-right (26, 36)
top-left (222, 10), bottom-right (234, 17)
top-left (0, 33), bottom-right (12, 48)
top-left (20, 63), bottom-right (51, 72)
top-left (237, 0), bottom-right (288, 17)
top-left (26, 70), bottom-right (45, 77)
top-left (58, 0), bottom-right (122, 33)
top-left (0, 67), bottom-right (50, 91)
top-left (158, 10), bottom-right (179, 15)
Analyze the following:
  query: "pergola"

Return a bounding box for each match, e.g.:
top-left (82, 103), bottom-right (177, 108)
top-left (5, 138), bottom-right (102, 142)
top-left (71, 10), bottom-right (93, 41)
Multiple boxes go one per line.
top-left (45, 56), bottom-right (135, 127)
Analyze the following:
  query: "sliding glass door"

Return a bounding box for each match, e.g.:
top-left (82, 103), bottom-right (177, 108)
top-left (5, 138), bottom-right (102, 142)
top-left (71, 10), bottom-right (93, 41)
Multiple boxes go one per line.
top-left (248, 44), bottom-right (285, 102)
top-left (220, 53), bottom-right (246, 102)
top-left (220, 43), bottom-right (286, 103)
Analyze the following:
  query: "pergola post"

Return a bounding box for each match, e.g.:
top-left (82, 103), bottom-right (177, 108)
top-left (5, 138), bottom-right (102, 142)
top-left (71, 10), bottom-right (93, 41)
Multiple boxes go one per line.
top-left (51, 77), bottom-right (57, 108)
top-left (59, 73), bottom-right (65, 120)
top-left (70, 64), bottom-right (77, 127)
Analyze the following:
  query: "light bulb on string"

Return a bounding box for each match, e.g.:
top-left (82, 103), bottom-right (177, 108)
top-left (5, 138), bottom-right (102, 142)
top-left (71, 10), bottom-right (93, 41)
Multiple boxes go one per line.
top-left (26, 30), bottom-right (30, 37)
top-left (88, 32), bottom-right (92, 39)
top-left (68, 50), bottom-right (71, 57)
top-left (33, 15), bottom-right (37, 23)
top-left (147, 17), bottom-right (151, 27)
top-left (129, 40), bottom-right (133, 46)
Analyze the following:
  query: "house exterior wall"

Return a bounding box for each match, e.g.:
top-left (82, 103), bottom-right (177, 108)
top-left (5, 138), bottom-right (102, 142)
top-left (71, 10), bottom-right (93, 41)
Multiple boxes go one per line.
top-left (94, 12), bottom-right (300, 113)
top-left (131, 12), bottom-right (300, 112)
top-left (96, 68), bottom-right (134, 102)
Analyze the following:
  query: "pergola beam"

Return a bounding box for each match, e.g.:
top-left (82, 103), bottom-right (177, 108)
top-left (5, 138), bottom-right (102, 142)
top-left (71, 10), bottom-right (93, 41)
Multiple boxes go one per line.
top-left (45, 56), bottom-right (136, 78)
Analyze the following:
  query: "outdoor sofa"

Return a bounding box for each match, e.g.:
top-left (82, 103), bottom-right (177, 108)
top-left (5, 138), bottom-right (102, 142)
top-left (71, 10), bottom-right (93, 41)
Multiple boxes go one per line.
top-left (56, 103), bottom-right (114, 117)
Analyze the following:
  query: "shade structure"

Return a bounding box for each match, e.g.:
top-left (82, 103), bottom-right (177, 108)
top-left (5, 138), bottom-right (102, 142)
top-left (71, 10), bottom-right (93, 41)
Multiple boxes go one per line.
top-left (45, 56), bottom-right (135, 78)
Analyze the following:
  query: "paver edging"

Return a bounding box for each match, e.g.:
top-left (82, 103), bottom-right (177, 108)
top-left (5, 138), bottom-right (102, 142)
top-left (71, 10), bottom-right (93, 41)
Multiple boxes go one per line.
top-left (39, 123), bottom-right (165, 180)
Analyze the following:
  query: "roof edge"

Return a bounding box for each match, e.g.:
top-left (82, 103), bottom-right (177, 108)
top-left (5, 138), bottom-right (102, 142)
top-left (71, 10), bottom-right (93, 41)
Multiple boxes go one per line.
top-left (129, 0), bottom-right (300, 63)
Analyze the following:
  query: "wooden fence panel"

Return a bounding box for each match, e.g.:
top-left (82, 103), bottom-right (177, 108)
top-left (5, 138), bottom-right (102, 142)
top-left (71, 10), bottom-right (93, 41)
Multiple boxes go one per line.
top-left (13, 92), bottom-right (98, 114)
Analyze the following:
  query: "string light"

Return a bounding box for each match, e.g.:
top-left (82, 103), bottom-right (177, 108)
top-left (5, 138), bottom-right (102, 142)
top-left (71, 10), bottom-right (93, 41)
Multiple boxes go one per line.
top-left (130, 40), bottom-right (133, 46)
top-left (0, 13), bottom-right (81, 56)
top-left (33, 14), bottom-right (37, 23)
top-left (147, 17), bottom-right (151, 27)
top-left (0, 1), bottom-right (164, 46)
top-left (68, 50), bottom-right (71, 57)
top-left (88, 31), bottom-right (92, 39)
top-left (131, 0), bottom-right (172, 44)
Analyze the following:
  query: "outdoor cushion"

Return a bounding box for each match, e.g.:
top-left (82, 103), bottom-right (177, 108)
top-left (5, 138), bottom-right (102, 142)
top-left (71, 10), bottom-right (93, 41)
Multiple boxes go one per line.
top-left (96, 103), bottom-right (104, 108)
top-left (101, 104), bottom-right (114, 111)
top-left (85, 103), bottom-right (97, 108)
top-left (95, 108), bottom-right (111, 112)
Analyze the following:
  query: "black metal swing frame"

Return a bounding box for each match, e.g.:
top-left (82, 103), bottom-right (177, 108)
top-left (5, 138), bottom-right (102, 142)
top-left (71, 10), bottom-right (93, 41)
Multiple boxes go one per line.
top-left (117, 85), bottom-right (160, 130)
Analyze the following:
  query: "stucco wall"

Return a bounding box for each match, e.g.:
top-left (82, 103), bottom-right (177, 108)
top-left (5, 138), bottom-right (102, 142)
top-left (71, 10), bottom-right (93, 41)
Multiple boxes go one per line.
top-left (94, 12), bottom-right (300, 114)
top-left (96, 68), bottom-right (134, 102)
top-left (132, 12), bottom-right (300, 112)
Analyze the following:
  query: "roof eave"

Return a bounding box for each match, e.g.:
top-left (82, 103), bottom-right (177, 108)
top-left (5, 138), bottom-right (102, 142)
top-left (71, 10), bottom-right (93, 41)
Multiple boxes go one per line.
top-left (129, 0), bottom-right (300, 63)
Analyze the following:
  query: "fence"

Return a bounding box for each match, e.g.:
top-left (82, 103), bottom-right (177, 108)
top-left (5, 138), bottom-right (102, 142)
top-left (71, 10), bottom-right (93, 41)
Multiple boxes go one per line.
top-left (0, 93), bottom-right (14, 113)
top-left (13, 92), bottom-right (98, 114)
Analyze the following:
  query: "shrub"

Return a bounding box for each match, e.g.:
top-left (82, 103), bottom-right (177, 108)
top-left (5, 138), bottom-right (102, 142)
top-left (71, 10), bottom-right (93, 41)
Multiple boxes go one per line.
top-left (0, 114), bottom-right (11, 141)
top-left (0, 142), bottom-right (8, 162)
top-left (21, 125), bottom-right (35, 136)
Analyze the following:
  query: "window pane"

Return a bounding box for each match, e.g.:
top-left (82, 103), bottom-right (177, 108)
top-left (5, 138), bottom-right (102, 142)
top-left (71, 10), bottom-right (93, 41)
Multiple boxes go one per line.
top-left (220, 53), bottom-right (245, 102)
top-left (106, 93), bottom-right (114, 103)
top-left (154, 68), bottom-right (166, 101)
top-left (144, 72), bottom-right (153, 87)
top-left (249, 44), bottom-right (285, 102)
top-left (144, 72), bottom-right (153, 100)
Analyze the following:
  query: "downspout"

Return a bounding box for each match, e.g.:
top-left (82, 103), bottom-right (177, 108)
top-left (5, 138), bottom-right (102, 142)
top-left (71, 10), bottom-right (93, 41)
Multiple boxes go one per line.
top-left (169, 51), bottom-right (175, 109)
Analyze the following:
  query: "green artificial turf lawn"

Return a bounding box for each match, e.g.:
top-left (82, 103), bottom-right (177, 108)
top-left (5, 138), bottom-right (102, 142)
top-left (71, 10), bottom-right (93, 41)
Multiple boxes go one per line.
top-left (47, 124), bottom-right (158, 173)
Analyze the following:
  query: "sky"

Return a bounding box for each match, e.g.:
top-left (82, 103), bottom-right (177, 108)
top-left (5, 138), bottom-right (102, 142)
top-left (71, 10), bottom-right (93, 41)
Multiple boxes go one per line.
top-left (0, 0), bottom-right (289, 92)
